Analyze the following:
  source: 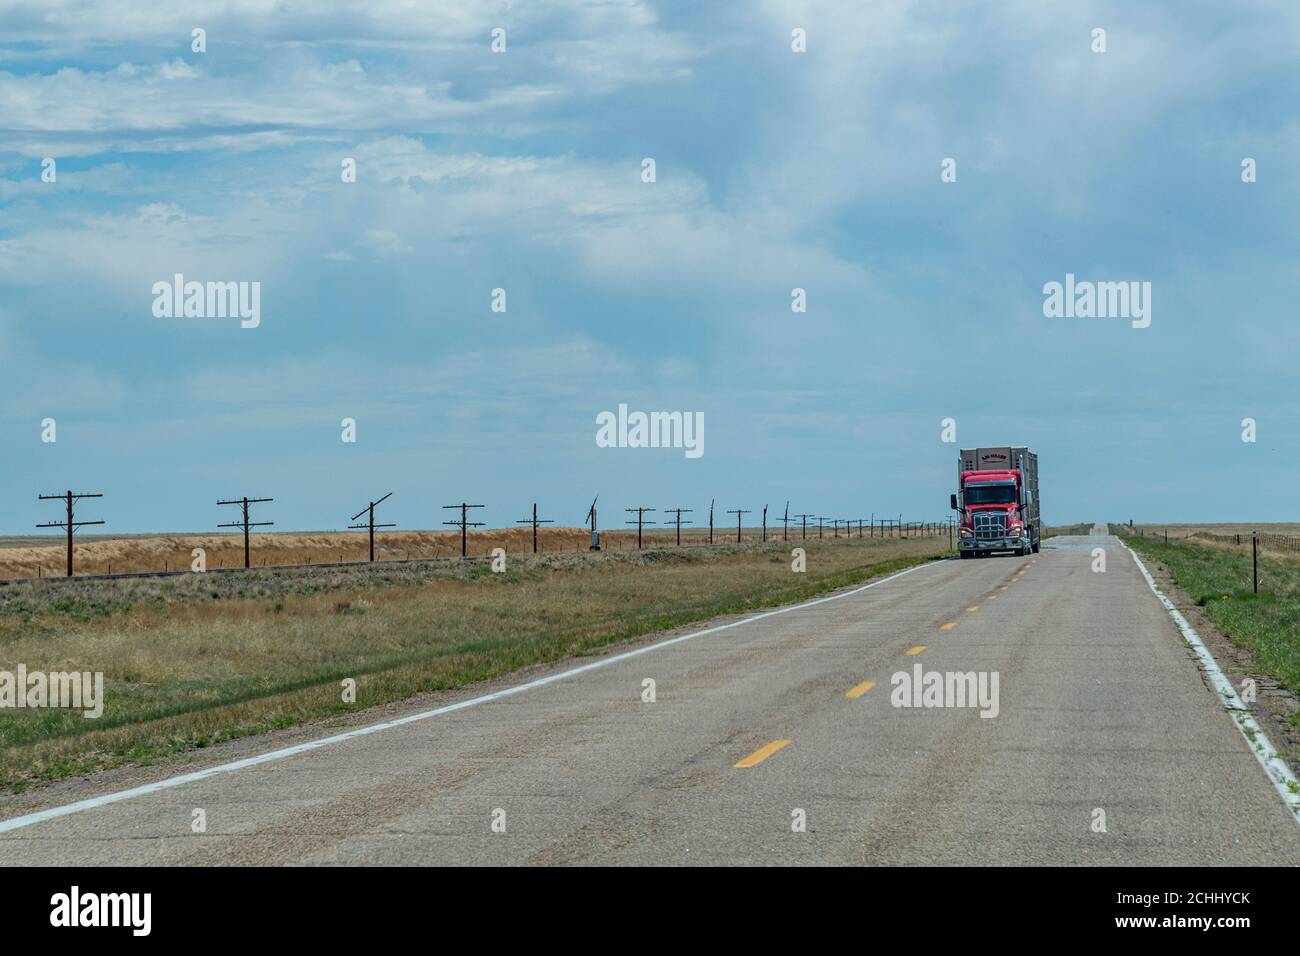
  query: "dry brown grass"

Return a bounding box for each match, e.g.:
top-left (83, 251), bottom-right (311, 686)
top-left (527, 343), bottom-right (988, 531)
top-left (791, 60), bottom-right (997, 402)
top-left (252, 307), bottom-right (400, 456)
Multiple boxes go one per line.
top-left (1129, 523), bottom-right (1300, 562)
top-left (0, 527), bottom-right (647, 578)
top-left (0, 525), bottom-right (947, 579)
top-left (1132, 523), bottom-right (1300, 537)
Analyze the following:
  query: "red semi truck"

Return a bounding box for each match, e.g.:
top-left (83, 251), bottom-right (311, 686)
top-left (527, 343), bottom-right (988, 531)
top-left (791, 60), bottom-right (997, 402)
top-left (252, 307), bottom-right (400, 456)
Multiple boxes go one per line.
top-left (951, 446), bottom-right (1040, 558)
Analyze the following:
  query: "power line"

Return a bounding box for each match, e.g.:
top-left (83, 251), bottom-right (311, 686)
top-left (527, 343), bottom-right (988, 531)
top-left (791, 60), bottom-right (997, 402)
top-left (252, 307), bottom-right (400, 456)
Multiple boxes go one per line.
top-left (625, 507), bottom-right (656, 549)
top-left (348, 491), bottom-right (395, 562)
top-left (442, 502), bottom-right (485, 557)
top-left (663, 507), bottom-right (693, 546)
top-left (793, 513), bottom-right (814, 540)
top-left (515, 502), bottom-right (554, 554)
top-left (216, 496), bottom-right (273, 569)
top-left (726, 508), bottom-right (751, 543)
top-left (36, 489), bottom-right (104, 577)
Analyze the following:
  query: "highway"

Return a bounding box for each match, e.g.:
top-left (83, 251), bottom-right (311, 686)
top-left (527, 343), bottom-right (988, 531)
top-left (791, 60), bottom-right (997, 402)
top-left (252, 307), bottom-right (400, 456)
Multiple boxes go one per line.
top-left (1, 531), bottom-right (1296, 865)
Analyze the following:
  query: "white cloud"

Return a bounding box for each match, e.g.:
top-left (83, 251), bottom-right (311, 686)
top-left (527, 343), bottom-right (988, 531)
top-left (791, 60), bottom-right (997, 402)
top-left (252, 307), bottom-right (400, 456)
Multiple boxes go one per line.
top-left (0, 1), bottom-right (699, 153)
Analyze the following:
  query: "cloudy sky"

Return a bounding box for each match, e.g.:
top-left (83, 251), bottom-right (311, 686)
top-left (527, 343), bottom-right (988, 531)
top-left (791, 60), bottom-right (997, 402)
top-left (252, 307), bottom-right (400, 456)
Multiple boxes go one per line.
top-left (2, 0), bottom-right (1298, 534)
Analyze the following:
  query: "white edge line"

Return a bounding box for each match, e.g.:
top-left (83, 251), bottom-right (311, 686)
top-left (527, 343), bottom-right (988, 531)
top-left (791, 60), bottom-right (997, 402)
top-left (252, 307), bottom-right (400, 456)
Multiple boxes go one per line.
top-left (1122, 541), bottom-right (1300, 826)
top-left (0, 558), bottom-right (944, 835)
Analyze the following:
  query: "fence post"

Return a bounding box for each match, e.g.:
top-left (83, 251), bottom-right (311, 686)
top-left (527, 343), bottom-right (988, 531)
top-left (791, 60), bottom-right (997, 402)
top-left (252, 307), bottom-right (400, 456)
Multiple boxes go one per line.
top-left (1253, 531), bottom-right (1258, 594)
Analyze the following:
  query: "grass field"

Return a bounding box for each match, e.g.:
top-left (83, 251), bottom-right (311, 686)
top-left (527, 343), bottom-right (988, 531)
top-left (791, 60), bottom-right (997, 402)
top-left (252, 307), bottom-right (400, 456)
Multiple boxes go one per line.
top-left (1125, 523), bottom-right (1300, 562)
top-left (1128, 523), bottom-right (1300, 538)
top-left (1119, 529), bottom-right (1300, 717)
top-left (0, 534), bottom-right (949, 790)
top-left (0, 524), bottom-right (950, 579)
top-left (0, 527), bottom-right (614, 578)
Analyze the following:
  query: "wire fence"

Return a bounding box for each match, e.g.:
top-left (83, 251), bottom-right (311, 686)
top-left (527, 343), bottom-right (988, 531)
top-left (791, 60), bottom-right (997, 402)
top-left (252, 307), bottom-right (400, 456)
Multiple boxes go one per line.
top-left (4, 506), bottom-right (958, 584)
top-left (1131, 527), bottom-right (1300, 554)
top-left (1191, 531), bottom-right (1300, 554)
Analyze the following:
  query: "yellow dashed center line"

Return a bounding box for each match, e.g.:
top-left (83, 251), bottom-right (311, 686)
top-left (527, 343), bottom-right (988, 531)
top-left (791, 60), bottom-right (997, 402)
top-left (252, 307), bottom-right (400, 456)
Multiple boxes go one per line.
top-left (845, 681), bottom-right (875, 699)
top-left (966, 606), bottom-right (979, 612)
top-left (906, 645), bottom-right (927, 656)
top-left (940, 622), bottom-right (956, 630)
top-left (735, 739), bottom-right (791, 768)
top-left (988, 594), bottom-right (998, 600)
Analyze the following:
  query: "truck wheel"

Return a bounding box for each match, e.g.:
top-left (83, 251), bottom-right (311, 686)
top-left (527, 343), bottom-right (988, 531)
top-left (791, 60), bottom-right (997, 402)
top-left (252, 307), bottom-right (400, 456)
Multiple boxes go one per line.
top-left (1032, 539), bottom-right (1040, 554)
top-left (959, 551), bottom-right (972, 559)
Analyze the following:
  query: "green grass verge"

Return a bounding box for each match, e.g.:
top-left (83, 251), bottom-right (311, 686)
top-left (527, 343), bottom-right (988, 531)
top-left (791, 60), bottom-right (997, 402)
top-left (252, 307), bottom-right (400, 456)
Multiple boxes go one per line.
top-left (1119, 530), bottom-right (1300, 714)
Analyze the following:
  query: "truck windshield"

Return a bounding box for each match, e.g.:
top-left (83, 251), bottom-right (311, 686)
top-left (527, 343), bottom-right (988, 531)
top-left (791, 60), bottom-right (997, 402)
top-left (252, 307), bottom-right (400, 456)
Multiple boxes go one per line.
top-left (964, 483), bottom-right (1016, 505)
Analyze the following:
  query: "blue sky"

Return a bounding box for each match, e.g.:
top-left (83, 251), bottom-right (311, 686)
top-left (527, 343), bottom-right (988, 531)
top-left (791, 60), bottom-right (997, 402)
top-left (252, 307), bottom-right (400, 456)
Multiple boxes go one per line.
top-left (2, 0), bottom-right (1298, 535)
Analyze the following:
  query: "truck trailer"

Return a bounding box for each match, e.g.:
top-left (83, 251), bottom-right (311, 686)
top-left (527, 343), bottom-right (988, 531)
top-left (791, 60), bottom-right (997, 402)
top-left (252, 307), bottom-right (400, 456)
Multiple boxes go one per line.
top-left (951, 446), bottom-right (1039, 558)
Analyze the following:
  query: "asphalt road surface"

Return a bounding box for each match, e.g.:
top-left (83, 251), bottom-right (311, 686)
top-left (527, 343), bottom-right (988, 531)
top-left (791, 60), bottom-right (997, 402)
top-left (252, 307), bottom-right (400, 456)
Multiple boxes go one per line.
top-left (2, 532), bottom-right (1297, 865)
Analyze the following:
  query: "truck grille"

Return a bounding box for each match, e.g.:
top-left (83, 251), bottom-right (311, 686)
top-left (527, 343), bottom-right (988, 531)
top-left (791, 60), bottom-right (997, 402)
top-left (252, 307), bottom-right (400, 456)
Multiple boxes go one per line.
top-left (973, 512), bottom-right (1007, 540)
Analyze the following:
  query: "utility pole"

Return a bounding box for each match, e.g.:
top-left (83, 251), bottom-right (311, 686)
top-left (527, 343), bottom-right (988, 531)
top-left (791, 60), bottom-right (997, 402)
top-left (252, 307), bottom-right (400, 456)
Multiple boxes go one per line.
top-left (217, 495), bottom-right (273, 569)
top-left (781, 502), bottom-right (791, 541)
top-left (516, 503), bottom-right (554, 554)
top-left (708, 499), bottom-right (715, 544)
top-left (625, 507), bottom-right (656, 549)
top-left (586, 496), bottom-right (600, 550)
top-left (829, 518), bottom-right (842, 538)
top-left (442, 502), bottom-right (485, 557)
top-left (664, 508), bottom-right (693, 545)
top-left (816, 516), bottom-right (825, 539)
top-left (1248, 535), bottom-right (1258, 595)
top-left (37, 489), bottom-right (104, 577)
top-left (793, 513), bottom-right (814, 540)
top-left (349, 492), bottom-right (394, 562)
top-left (726, 508), bottom-right (751, 543)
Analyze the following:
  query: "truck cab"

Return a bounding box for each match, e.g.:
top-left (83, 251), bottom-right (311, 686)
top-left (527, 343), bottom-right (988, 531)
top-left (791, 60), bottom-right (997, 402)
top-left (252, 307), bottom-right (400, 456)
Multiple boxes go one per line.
top-left (951, 447), bottom-right (1040, 558)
